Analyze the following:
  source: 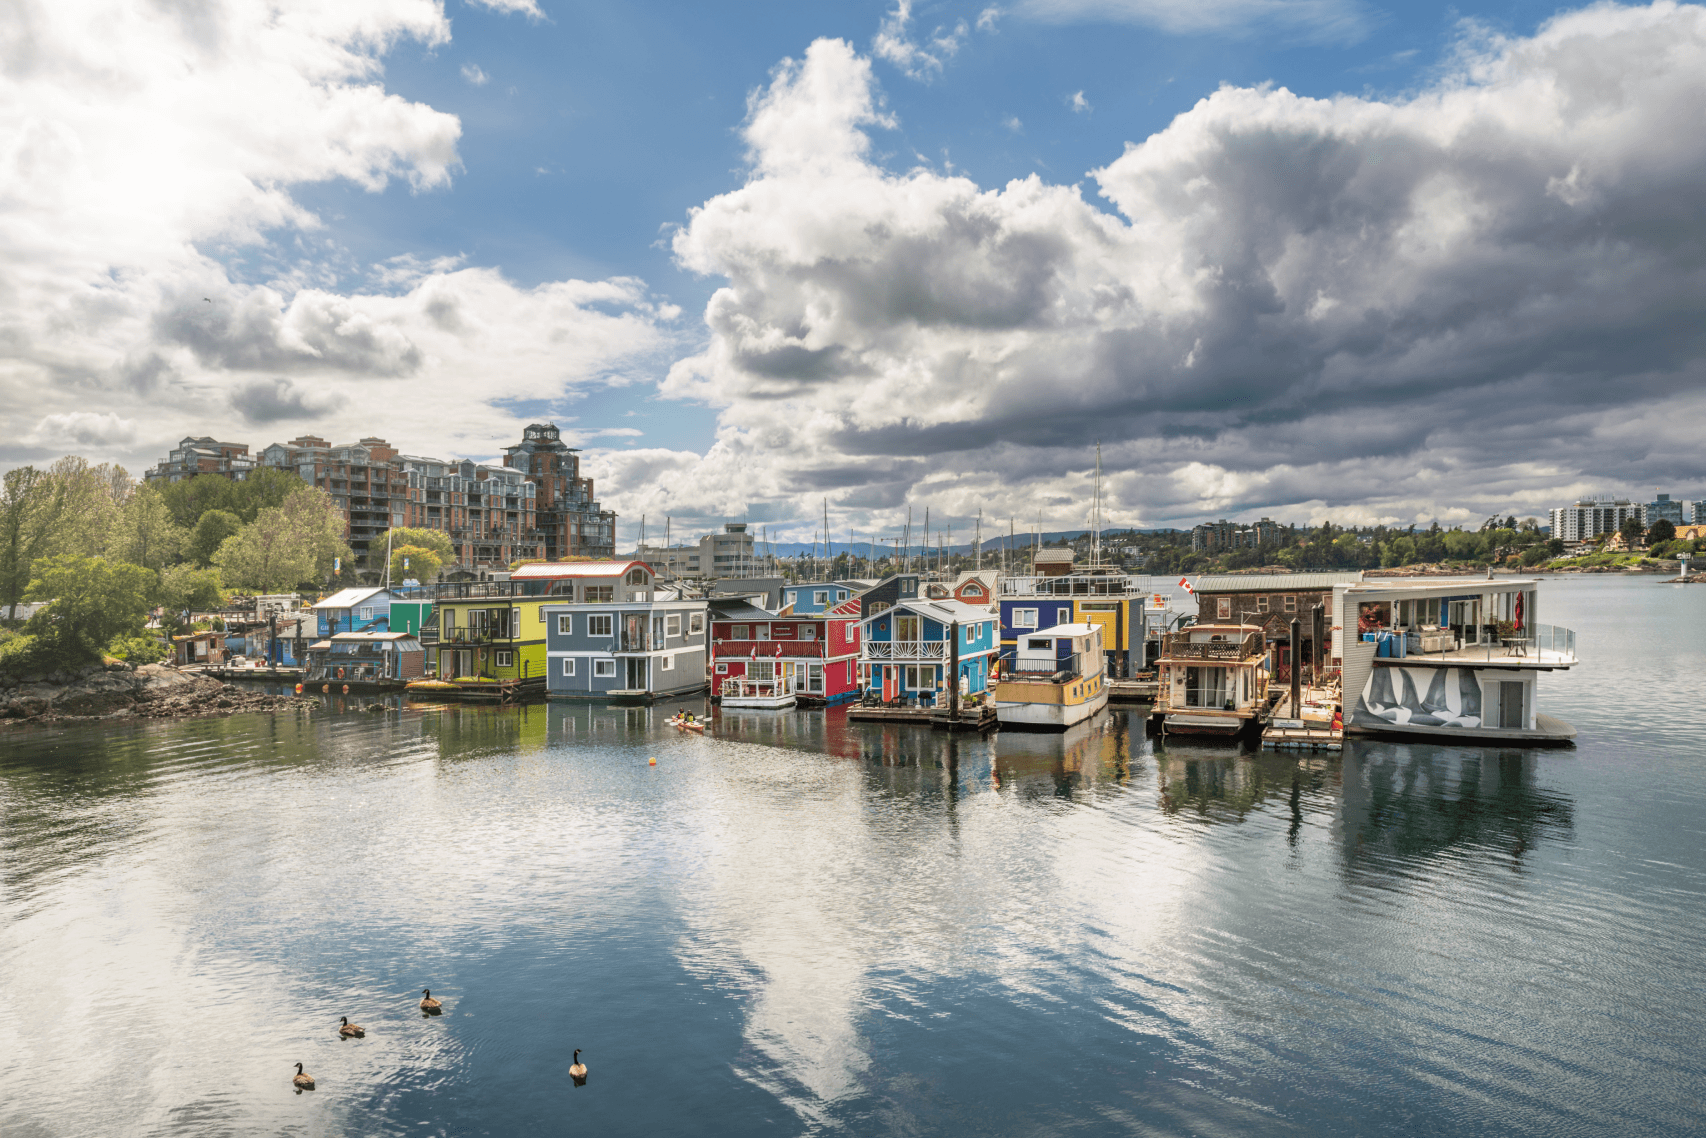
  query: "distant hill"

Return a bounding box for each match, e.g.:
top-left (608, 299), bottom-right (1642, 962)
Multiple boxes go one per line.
top-left (627, 528), bottom-right (1180, 560)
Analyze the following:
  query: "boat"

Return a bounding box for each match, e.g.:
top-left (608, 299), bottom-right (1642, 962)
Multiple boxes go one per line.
top-left (1335, 576), bottom-right (1577, 744)
top-left (993, 622), bottom-right (1109, 730)
top-left (1150, 623), bottom-right (1271, 741)
top-left (717, 674), bottom-right (797, 710)
top-left (667, 715), bottom-right (706, 732)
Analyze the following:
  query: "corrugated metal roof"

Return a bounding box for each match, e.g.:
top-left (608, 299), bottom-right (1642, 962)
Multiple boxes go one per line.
top-left (1191, 572), bottom-right (1363, 592)
top-left (512, 560), bottom-right (646, 579)
top-left (312, 586), bottom-right (388, 609)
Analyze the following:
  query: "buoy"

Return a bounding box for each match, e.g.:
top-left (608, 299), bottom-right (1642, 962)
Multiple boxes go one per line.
top-left (648, 757), bottom-right (657, 766)
top-left (322, 683), bottom-right (330, 693)
top-left (342, 684), bottom-right (350, 694)
top-left (294, 683), bottom-right (303, 694)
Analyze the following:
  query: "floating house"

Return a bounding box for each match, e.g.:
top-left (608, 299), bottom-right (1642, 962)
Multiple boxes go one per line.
top-left (998, 561), bottom-right (1171, 679)
top-left (859, 598), bottom-right (998, 705)
top-left (427, 561), bottom-right (658, 698)
top-left (1333, 577), bottom-right (1578, 743)
top-left (1189, 572), bottom-right (1363, 685)
top-left (780, 580), bottom-right (864, 614)
top-left (311, 586), bottom-right (405, 637)
top-left (857, 572), bottom-right (921, 617)
top-left (542, 592), bottom-right (708, 703)
top-left (994, 622), bottom-right (1108, 730)
top-left (304, 631), bottom-right (425, 688)
top-left (709, 596), bottom-right (862, 706)
top-left (1152, 623), bottom-right (1271, 739)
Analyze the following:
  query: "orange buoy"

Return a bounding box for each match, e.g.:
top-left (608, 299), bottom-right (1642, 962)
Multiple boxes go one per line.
top-left (294, 683), bottom-right (303, 694)
top-left (342, 684), bottom-right (350, 694)
top-left (648, 757), bottom-right (657, 766)
top-left (322, 684), bottom-right (330, 693)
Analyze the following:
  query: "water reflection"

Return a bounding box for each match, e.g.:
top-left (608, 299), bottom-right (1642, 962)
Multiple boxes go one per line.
top-left (1153, 741), bottom-right (1337, 825)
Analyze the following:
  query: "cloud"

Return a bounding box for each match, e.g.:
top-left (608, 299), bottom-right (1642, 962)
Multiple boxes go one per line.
top-left (1017, 0), bottom-right (1368, 41)
top-left (0, 0), bottom-right (673, 470)
top-left (464, 0), bottom-right (545, 18)
top-left (461, 63), bottom-right (489, 86)
top-left (636, 6), bottom-right (1706, 538)
top-left (1069, 89), bottom-right (1091, 113)
top-left (1002, 115), bottom-right (1024, 133)
top-left (873, 0), bottom-right (970, 81)
top-left (228, 378), bottom-right (346, 423)
top-left (977, 6), bottom-right (1004, 32)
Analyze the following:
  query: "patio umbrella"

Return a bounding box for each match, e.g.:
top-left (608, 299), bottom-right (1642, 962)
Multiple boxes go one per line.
top-left (1513, 591), bottom-right (1524, 632)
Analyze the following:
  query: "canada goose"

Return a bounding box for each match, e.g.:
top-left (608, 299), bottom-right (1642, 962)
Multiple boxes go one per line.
top-left (420, 989), bottom-right (442, 1012)
top-left (292, 1062), bottom-right (315, 1090)
top-left (338, 1016), bottom-right (364, 1038)
top-left (569, 1049), bottom-right (587, 1079)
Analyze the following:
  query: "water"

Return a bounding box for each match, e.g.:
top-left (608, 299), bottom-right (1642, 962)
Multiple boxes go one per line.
top-left (2, 575), bottom-right (1703, 1136)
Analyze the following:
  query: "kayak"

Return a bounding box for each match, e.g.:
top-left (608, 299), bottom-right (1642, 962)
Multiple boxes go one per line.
top-left (667, 717), bottom-right (706, 732)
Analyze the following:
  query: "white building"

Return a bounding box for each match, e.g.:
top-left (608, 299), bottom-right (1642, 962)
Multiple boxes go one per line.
top-left (637, 522), bottom-right (761, 579)
top-left (1549, 498), bottom-right (1645, 543)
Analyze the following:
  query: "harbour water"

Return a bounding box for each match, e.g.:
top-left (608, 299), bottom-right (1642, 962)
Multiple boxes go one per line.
top-left (2, 575), bottom-right (1704, 1136)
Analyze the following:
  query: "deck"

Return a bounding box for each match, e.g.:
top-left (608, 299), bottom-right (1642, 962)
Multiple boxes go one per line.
top-left (1107, 678), bottom-right (1158, 703)
top-left (846, 701), bottom-right (1000, 731)
top-left (405, 677), bottom-right (545, 703)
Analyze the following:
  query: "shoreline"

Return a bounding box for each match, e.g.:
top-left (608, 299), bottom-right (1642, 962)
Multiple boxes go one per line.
top-left (1, 661), bottom-right (317, 726)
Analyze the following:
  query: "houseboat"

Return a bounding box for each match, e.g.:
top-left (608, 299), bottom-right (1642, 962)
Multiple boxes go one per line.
top-left (541, 588), bottom-right (708, 704)
top-left (709, 595), bottom-right (863, 707)
top-left (304, 631), bottom-right (425, 690)
top-left (1333, 577), bottom-right (1577, 744)
top-left (998, 557), bottom-right (1171, 680)
top-left (993, 622), bottom-right (1109, 730)
top-left (1151, 623), bottom-right (1271, 740)
top-left (858, 598), bottom-right (999, 705)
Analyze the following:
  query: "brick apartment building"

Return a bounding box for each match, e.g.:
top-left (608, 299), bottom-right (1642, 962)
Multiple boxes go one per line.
top-left (143, 437), bottom-right (256, 483)
top-left (501, 423), bottom-right (616, 560)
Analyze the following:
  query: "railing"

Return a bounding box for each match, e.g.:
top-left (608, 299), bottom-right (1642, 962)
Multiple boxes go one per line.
top-left (865, 641), bottom-right (946, 659)
top-left (717, 641), bottom-right (824, 658)
top-left (436, 628), bottom-right (510, 644)
top-left (1160, 630), bottom-right (1264, 661)
top-left (721, 676), bottom-right (795, 699)
top-left (619, 633), bottom-right (652, 653)
top-left (1380, 622), bottom-right (1577, 664)
top-left (1000, 574), bottom-right (1146, 597)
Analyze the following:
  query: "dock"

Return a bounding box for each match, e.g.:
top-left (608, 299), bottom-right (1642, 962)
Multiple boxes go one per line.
top-left (1107, 677), bottom-right (1158, 703)
top-left (1260, 688), bottom-right (1343, 752)
top-left (196, 665), bottom-right (302, 682)
top-left (846, 701), bottom-right (1000, 731)
top-left (405, 677), bottom-right (545, 704)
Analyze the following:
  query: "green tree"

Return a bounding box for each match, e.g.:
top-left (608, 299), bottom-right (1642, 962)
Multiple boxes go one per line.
top-left (43, 456), bottom-right (129, 558)
top-left (158, 474), bottom-right (241, 530)
top-left (232, 466), bottom-right (304, 523)
top-left (384, 526), bottom-right (455, 564)
top-left (188, 509), bottom-right (244, 566)
top-left (0, 467), bottom-right (67, 620)
top-left (106, 485), bottom-right (185, 570)
top-left (389, 544), bottom-right (443, 584)
top-left (23, 554), bottom-right (156, 663)
top-left (157, 565), bottom-right (226, 628)
top-left (1649, 518), bottom-right (1677, 545)
top-left (1619, 515), bottom-right (1645, 546)
top-left (214, 485), bottom-right (348, 592)
top-left (1381, 535), bottom-right (1417, 567)
top-left (1442, 529), bottom-right (1487, 561)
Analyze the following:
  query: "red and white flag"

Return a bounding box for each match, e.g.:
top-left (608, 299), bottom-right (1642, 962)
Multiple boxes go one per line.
top-left (1178, 576), bottom-right (1195, 595)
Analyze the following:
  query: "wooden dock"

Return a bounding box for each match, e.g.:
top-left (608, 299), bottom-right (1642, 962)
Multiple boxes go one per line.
top-left (846, 701), bottom-right (1000, 731)
top-left (405, 677), bottom-right (545, 704)
top-left (1260, 688), bottom-right (1343, 752)
top-left (1108, 678), bottom-right (1158, 703)
top-left (199, 665), bottom-right (302, 681)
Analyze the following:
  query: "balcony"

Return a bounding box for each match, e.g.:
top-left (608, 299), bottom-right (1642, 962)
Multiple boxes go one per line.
top-left (715, 640), bottom-right (825, 658)
top-left (1000, 573), bottom-right (1146, 597)
top-left (865, 640), bottom-right (946, 659)
top-left (1160, 630), bottom-right (1265, 661)
top-left (436, 627), bottom-right (511, 645)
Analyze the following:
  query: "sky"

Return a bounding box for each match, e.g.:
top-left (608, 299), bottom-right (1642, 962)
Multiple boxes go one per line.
top-left (3, 0), bottom-right (1704, 546)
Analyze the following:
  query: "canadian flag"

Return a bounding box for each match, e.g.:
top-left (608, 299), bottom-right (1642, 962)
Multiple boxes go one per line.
top-left (1178, 576), bottom-right (1195, 595)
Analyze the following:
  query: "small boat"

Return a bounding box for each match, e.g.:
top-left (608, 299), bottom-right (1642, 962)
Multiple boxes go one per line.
top-left (667, 716), bottom-right (706, 732)
top-left (1151, 623), bottom-right (1271, 741)
top-left (994, 622), bottom-right (1109, 731)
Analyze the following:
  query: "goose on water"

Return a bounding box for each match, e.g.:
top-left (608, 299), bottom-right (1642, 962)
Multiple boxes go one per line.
top-left (420, 989), bottom-right (442, 1012)
top-left (569, 1049), bottom-right (587, 1080)
top-left (339, 1016), bottom-right (364, 1038)
top-left (292, 1063), bottom-right (315, 1090)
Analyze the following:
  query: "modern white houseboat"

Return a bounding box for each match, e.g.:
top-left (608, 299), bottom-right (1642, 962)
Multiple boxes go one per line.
top-left (1333, 577), bottom-right (1577, 744)
top-left (1151, 624), bottom-right (1272, 740)
top-left (994, 622), bottom-right (1109, 730)
top-left (718, 672), bottom-right (798, 710)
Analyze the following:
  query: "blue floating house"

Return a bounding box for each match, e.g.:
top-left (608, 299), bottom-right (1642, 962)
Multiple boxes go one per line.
top-left (859, 598), bottom-right (998, 704)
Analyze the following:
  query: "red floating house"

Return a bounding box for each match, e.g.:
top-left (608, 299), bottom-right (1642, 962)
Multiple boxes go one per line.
top-left (708, 596), bottom-right (863, 705)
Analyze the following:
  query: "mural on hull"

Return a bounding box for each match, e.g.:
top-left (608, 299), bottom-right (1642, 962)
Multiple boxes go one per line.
top-left (1357, 667), bottom-right (1483, 729)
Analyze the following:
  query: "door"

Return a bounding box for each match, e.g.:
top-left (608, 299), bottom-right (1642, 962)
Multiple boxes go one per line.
top-left (1499, 681), bottom-right (1524, 729)
top-left (458, 650), bottom-right (472, 678)
top-left (626, 657), bottom-right (648, 690)
top-left (808, 663), bottom-right (823, 694)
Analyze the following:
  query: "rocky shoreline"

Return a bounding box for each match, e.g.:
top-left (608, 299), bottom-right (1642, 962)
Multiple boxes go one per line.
top-left (0, 661), bottom-right (319, 725)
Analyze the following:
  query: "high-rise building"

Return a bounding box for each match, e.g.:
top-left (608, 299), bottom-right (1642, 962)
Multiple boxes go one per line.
top-left (1694, 500), bottom-right (1706, 525)
top-left (501, 423), bottom-right (616, 560)
top-left (1647, 493), bottom-right (1686, 527)
top-left (1549, 498), bottom-right (1645, 543)
top-left (143, 436), bottom-right (255, 483)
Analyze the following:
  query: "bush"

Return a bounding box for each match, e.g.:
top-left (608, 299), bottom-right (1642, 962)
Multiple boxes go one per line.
top-left (107, 634), bottom-right (171, 665)
top-left (0, 630), bottom-right (88, 676)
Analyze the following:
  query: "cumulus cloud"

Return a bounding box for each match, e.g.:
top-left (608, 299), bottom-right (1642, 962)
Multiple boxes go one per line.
top-left (1018, 0), bottom-right (1368, 41)
top-left (0, 0), bottom-right (673, 472)
top-left (1069, 89), bottom-right (1091, 113)
top-left (636, 8), bottom-right (1706, 537)
top-left (461, 63), bottom-right (490, 86)
top-left (465, 0), bottom-right (546, 18)
top-left (874, 0), bottom-right (970, 81)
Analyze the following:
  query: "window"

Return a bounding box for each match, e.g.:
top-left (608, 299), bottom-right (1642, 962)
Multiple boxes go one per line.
top-left (838, 591), bottom-right (847, 601)
top-left (814, 590), bottom-right (828, 605)
top-left (495, 650), bottom-right (513, 668)
top-left (1057, 607), bottom-right (1071, 625)
top-left (732, 624), bottom-right (750, 640)
top-left (689, 613), bottom-right (703, 635)
top-left (557, 614), bottom-right (572, 635)
top-left (512, 607), bottom-right (521, 633)
top-left (539, 607), bottom-right (547, 622)
top-left (1216, 597), bottom-right (1232, 619)
top-left (561, 657), bottom-right (575, 676)
top-left (594, 659), bottom-right (616, 678)
top-left (716, 662), bottom-right (728, 673)
top-left (799, 624), bottom-right (817, 640)
top-left (585, 586), bottom-right (614, 603)
top-left (588, 614), bottom-right (613, 637)
top-left (1256, 595), bottom-right (1269, 613)
top-left (896, 615), bottom-right (920, 641)
top-left (359, 606), bottom-right (374, 621)
top-left (661, 655), bottom-right (673, 671)
top-left (666, 613), bottom-right (681, 636)
top-left (442, 608), bottom-right (455, 629)
top-left (1284, 595), bottom-right (1297, 613)
top-left (1028, 638), bottom-right (1052, 650)
top-left (1013, 608), bottom-right (1038, 629)
top-left (903, 665), bottom-right (935, 690)
top-left (962, 583), bottom-right (982, 597)
top-left (626, 569), bottom-right (647, 585)
top-left (965, 624), bottom-right (977, 644)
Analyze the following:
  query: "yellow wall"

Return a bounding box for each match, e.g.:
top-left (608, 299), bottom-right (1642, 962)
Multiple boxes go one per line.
top-left (435, 598), bottom-right (551, 681)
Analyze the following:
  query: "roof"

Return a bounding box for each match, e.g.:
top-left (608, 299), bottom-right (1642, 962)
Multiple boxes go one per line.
top-left (862, 597), bottom-right (995, 625)
top-left (329, 631), bottom-right (419, 643)
top-left (1032, 549), bottom-right (1075, 564)
top-left (1191, 572), bottom-right (1364, 592)
top-left (953, 570), bottom-right (999, 591)
top-left (511, 560), bottom-right (649, 580)
top-left (313, 586), bottom-right (391, 609)
top-left (706, 598), bottom-right (776, 622)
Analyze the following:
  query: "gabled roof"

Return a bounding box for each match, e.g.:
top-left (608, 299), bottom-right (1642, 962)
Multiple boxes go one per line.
top-left (313, 587), bottom-right (391, 610)
top-left (952, 570), bottom-right (999, 593)
top-left (511, 560), bottom-right (650, 579)
top-left (861, 597), bottom-right (995, 625)
top-left (707, 598), bottom-right (776, 622)
top-left (1032, 549), bottom-right (1075, 564)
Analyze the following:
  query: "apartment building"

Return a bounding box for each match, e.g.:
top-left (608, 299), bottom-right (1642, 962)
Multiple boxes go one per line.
top-left (1549, 498), bottom-right (1646, 543)
top-left (1189, 517), bottom-right (1281, 553)
top-left (1647, 493), bottom-right (1686, 527)
top-left (143, 437), bottom-right (256, 483)
top-left (501, 423), bottom-right (617, 560)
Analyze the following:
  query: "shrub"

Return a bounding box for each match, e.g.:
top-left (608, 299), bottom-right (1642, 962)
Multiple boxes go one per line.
top-left (107, 634), bottom-right (171, 665)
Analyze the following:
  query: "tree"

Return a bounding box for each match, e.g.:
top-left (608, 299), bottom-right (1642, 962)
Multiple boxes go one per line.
top-left (389, 544), bottom-right (443, 584)
top-left (1649, 518), bottom-right (1677, 545)
top-left (43, 456), bottom-right (129, 558)
top-left (106, 485), bottom-right (185, 570)
top-left (158, 474), bottom-right (241, 530)
top-left (214, 485), bottom-right (349, 592)
top-left (1619, 515), bottom-right (1645, 546)
top-left (0, 466), bottom-right (67, 620)
top-left (188, 510), bottom-right (244, 566)
top-left (156, 565), bottom-right (226, 630)
top-left (24, 554), bottom-right (155, 662)
top-left (384, 526), bottom-right (455, 564)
